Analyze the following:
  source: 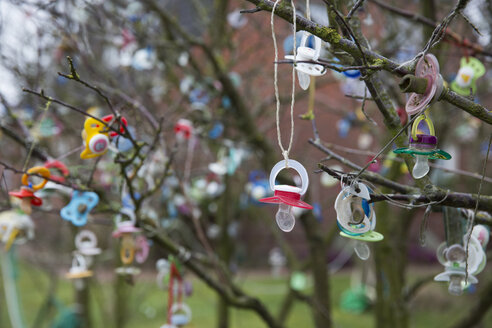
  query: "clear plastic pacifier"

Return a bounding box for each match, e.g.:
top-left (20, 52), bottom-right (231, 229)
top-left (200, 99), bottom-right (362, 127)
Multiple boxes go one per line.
top-left (259, 160), bottom-right (312, 232)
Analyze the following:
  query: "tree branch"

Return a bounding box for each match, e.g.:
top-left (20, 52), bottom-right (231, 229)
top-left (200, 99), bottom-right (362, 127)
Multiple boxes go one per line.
top-left (243, 0), bottom-right (492, 125)
top-left (450, 278), bottom-right (492, 328)
top-left (142, 222), bottom-right (283, 328)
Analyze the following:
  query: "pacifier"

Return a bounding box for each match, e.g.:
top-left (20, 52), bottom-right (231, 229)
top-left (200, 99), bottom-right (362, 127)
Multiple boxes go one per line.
top-left (290, 271), bottom-right (308, 291)
top-left (60, 191), bottom-right (99, 226)
top-left (329, 56), bottom-right (361, 80)
top-left (209, 146), bottom-right (245, 176)
top-left (156, 258), bottom-right (171, 290)
top-left (44, 160), bottom-right (69, 183)
top-left (80, 115), bottom-right (128, 159)
top-left (174, 119), bottom-right (193, 143)
top-left (160, 258), bottom-right (191, 328)
top-left (189, 87), bottom-right (210, 106)
top-left (9, 166), bottom-right (51, 214)
top-left (343, 69), bottom-right (361, 79)
top-left (471, 224), bottom-right (490, 248)
top-left (75, 230), bottom-right (102, 257)
top-left (396, 107), bottom-right (408, 125)
top-left (320, 165), bottom-right (343, 188)
top-left (434, 243), bottom-right (476, 296)
top-left (170, 303), bottom-right (192, 327)
top-left (268, 247), bottom-right (286, 276)
top-left (259, 160), bottom-right (313, 232)
top-left (399, 54), bottom-right (444, 115)
top-left (451, 57), bottom-right (485, 96)
top-left (358, 132), bottom-right (373, 150)
top-left (208, 148), bottom-right (228, 176)
top-left (393, 114), bottom-right (451, 179)
top-left (65, 253), bottom-right (93, 279)
top-left (335, 182), bottom-right (383, 260)
top-left (0, 210), bottom-right (34, 250)
top-left (285, 32), bottom-right (325, 90)
top-left (227, 10), bottom-right (248, 29)
top-left (209, 121), bottom-right (224, 140)
top-left (246, 170), bottom-right (271, 202)
top-left (131, 46), bottom-right (156, 71)
top-left (112, 208), bottom-right (146, 275)
top-left (456, 225), bottom-right (489, 281)
top-left (39, 160), bottom-right (72, 197)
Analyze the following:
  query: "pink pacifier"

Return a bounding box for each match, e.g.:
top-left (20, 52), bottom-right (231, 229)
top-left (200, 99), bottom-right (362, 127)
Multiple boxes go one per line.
top-left (400, 54), bottom-right (444, 115)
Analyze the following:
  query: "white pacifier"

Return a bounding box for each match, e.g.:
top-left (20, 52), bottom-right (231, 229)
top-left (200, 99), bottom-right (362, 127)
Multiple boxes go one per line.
top-left (285, 32), bottom-right (325, 90)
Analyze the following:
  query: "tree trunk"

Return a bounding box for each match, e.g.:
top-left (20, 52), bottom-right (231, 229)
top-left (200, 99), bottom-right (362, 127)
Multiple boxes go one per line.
top-left (373, 162), bottom-right (413, 328)
top-left (217, 174), bottom-right (233, 328)
top-left (75, 279), bottom-right (91, 328)
top-left (114, 275), bottom-right (129, 328)
top-left (71, 226), bottom-right (91, 328)
top-left (300, 212), bottom-right (332, 328)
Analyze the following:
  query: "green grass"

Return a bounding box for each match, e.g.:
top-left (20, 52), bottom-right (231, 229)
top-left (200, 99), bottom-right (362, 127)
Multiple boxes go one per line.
top-left (0, 260), bottom-right (491, 328)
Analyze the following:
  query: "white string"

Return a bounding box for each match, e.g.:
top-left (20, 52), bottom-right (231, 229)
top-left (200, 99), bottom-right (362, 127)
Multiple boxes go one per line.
top-left (271, 0), bottom-right (297, 166)
top-left (361, 179), bottom-right (450, 209)
top-left (183, 136), bottom-right (195, 184)
top-left (54, 145), bottom-right (85, 161)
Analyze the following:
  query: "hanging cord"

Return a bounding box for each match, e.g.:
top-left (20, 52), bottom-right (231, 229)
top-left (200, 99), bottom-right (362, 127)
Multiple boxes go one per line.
top-left (464, 133), bottom-right (492, 282)
top-left (301, 0), bottom-right (317, 121)
top-left (54, 145), bottom-right (85, 161)
top-left (22, 99), bottom-right (51, 171)
top-left (272, 0), bottom-right (297, 166)
top-left (362, 179), bottom-right (450, 210)
top-left (352, 105), bottom-right (431, 182)
top-left (419, 205), bottom-right (432, 247)
top-left (183, 136), bottom-right (195, 184)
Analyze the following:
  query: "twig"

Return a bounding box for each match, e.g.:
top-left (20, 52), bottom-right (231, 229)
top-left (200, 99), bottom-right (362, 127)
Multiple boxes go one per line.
top-left (142, 221), bottom-right (283, 328)
top-left (323, 0), bottom-right (370, 68)
top-left (86, 157), bottom-right (102, 188)
top-left (22, 88), bottom-right (121, 135)
top-left (367, 0), bottom-right (492, 57)
top-left (346, 0), bottom-right (366, 20)
top-left (404, 274), bottom-right (435, 301)
top-left (0, 160), bottom-right (85, 191)
top-left (57, 57), bottom-right (137, 145)
top-left (244, 0), bottom-right (492, 125)
top-left (465, 133), bottom-right (492, 280)
top-left (58, 56), bottom-right (116, 116)
top-left (318, 141), bottom-right (492, 184)
top-left (450, 278), bottom-right (492, 328)
top-left (0, 123), bottom-right (49, 161)
top-left (319, 162), bottom-right (492, 214)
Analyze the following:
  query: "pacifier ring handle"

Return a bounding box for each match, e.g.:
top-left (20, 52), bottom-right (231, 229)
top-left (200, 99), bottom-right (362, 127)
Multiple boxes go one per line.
top-left (411, 114), bottom-right (435, 140)
top-left (22, 166), bottom-right (51, 191)
top-left (75, 230), bottom-right (97, 249)
top-left (116, 207), bottom-right (137, 226)
top-left (269, 159), bottom-right (309, 195)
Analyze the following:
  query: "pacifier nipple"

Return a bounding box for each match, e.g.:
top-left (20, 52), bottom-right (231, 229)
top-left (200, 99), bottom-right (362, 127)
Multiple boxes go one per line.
top-left (276, 203), bottom-right (295, 232)
top-left (354, 241), bottom-right (370, 261)
top-left (412, 154), bottom-right (430, 179)
top-left (448, 275), bottom-right (463, 296)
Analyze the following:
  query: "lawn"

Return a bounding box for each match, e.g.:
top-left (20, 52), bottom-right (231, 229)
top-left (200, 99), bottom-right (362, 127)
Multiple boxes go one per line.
top-left (0, 258), bottom-right (491, 328)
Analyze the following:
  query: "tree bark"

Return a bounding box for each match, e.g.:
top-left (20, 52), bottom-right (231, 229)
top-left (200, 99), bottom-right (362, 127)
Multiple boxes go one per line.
top-left (217, 174), bottom-right (233, 328)
top-left (373, 162), bottom-right (413, 328)
top-left (300, 212), bottom-right (332, 328)
top-left (75, 279), bottom-right (91, 328)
